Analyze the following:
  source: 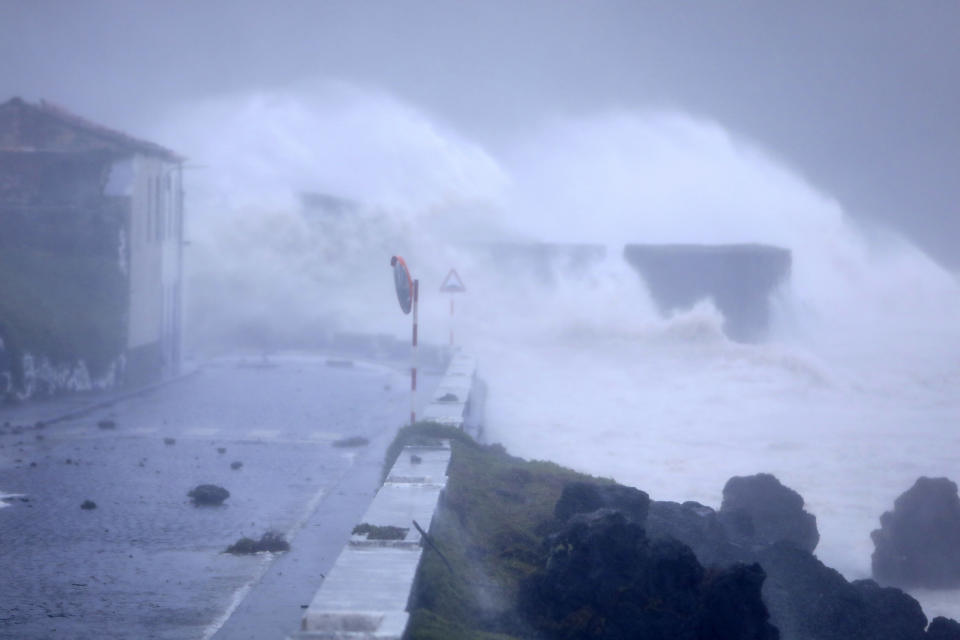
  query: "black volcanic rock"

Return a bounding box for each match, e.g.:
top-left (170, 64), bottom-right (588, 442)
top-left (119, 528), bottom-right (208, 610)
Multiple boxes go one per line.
top-left (719, 473), bottom-right (819, 553)
top-left (187, 484), bottom-right (229, 506)
top-left (553, 481), bottom-right (650, 524)
top-left (872, 477), bottom-right (960, 588)
top-left (226, 531), bottom-right (289, 554)
top-left (757, 542), bottom-right (928, 640)
top-left (697, 563), bottom-right (776, 640)
top-left (643, 476), bottom-right (958, 640)
top-left (520, 509), bottom-right (777, 640)
top-left (928, 617), bottom-right (960, 640)
top-left (646, 500), bottom-right (744, 567)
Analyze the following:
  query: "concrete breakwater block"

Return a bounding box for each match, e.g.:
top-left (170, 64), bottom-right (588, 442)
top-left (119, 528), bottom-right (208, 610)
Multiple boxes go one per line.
top-left (623, 243), bottom-right (791, 341)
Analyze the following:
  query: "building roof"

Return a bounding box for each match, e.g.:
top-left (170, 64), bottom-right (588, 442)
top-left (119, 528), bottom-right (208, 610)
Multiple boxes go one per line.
top-left (0, 97), bottom-right (182, 162)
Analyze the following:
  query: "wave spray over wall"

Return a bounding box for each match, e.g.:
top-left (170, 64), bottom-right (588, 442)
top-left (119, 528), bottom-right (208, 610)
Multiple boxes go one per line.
top-left (158, 85), bottom-right (960, 619)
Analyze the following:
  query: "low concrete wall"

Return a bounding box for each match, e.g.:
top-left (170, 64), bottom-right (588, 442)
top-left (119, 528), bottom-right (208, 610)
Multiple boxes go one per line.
top-left (294, 352), bottom-right (482, 639)
top-left (419, 351), bottom-right (483, 438)
top-left (296, 441), bottom-right (450, 639)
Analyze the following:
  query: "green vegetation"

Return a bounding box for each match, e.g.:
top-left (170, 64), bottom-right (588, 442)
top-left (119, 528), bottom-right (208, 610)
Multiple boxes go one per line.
top-left (389, 423), bottom-right (611, 640)
top-left (0, 247), bottom-right (126, 390)
top-left (382, 422), bottom-right (479, 482)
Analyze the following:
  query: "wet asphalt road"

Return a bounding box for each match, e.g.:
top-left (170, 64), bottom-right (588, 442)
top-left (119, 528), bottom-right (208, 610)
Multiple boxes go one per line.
top-left (0, 354), bottom-right (436, 640)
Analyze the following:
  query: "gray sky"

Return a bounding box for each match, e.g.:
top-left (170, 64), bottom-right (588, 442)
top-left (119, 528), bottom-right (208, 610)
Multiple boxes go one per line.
top-left (3, 0), bottom-right (958, 266)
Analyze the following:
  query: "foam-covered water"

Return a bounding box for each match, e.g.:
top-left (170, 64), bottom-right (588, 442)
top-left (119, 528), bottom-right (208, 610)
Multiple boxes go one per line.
top-left (157, 85), bottom-right (960, 620)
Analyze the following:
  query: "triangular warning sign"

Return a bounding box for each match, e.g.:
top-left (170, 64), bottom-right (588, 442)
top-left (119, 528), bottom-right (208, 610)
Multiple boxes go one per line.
top-left (440, 268), bottom-right (466, 293)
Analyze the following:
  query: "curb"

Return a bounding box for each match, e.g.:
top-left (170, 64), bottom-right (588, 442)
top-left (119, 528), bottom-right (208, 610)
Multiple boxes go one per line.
top-left (0, 365), bottom-right (202, 428)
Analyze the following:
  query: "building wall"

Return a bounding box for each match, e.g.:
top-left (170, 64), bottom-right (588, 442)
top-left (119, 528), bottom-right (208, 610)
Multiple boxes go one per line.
top-left (0, 98), bottom-right (185, 397)
top-left (0, 151), bottom-right (129, 400)
top-left (126, 154), bottom-right (183, 381)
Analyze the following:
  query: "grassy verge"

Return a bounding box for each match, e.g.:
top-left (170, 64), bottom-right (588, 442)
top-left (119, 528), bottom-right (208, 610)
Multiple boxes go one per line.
top-left (389, 423), bottom-right (612, 640)
top-left (0, 247), bottom-right (126, 389)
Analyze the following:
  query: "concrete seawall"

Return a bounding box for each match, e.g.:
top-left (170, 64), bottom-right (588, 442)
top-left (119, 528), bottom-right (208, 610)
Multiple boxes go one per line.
top-left (293, 351), bottom-right (482, 639)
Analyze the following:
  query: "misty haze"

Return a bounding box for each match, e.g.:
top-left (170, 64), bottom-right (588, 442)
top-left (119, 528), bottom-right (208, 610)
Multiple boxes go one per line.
top-left (1, 3), bottom-right (959, 640)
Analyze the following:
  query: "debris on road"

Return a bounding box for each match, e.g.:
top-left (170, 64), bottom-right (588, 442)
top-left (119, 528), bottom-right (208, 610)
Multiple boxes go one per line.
top-left (226, 531), bottom-right (290, 554)
top-left (187, 484), bottom-right (230, 506)
top-left (352, 523), bottom-right (408, 540)
top-left (230, 461), bottom-right (243, 470)
top-left (163, 437), bottom-right (176, 446)
top-left (80, 500), bottom-right (97, 510)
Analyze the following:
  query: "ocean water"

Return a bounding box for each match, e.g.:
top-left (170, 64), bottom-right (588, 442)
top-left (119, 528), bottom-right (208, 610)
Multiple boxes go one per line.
top-left (454, 114), bottom-right (960, 620)
top-left (159, 85), bottom-right (960, 621)
top-left (461, 243), bottom-right (960, 619)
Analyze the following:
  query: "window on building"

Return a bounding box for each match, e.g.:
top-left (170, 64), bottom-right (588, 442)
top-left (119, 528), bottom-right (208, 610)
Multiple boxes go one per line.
top-left (155, 175), bottom-right (163, 242)
top-left (165, 172), bottom-right (173, 239)
top-left (146, 177), bottom-right (153, 243)
top-left (176, 176), bottom-right (184, 240)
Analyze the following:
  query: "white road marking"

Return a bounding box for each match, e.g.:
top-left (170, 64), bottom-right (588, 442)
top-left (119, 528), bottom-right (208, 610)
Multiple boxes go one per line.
top-left (246, 429), bottom-right (281, 440)
top-left (183, 427), bottom-right (220, 438)
top-left (308, 431), bottom-right (343, 441)
top-left (200, 554), bottom-right (273, 640)
top-left (58, 427), bottom-right (90, 438)
top-left (288, 485), bottom-right (330, 541)
top-left (200, 478), bottom-right (338, 639)
top-left (127, 427), bottom-right (159, 436)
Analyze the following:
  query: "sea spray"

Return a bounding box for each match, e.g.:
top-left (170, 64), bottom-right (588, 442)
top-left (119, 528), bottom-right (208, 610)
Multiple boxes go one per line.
top-left (155, 85), bottom-right (507, 352)
top-left (154, 86), bottom-right (960, 618)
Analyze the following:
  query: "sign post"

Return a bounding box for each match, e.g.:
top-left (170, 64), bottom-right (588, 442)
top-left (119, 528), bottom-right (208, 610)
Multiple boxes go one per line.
top-left (439, 268), bottom-right (466, 347)
top-left (390, 256), bottom-right (418, 425)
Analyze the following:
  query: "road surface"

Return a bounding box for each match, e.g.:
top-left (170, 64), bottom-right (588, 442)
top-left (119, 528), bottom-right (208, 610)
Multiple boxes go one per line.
top-left (0, 353), bottom-right (438, 640)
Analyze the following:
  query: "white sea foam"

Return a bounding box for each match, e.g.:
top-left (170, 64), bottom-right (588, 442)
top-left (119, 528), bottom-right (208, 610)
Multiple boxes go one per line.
top-left (469, 112), bottom-right (960, 618)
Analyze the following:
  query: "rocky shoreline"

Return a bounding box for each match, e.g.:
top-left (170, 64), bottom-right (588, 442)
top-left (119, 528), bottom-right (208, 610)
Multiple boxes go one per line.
top-left (400, 425), bottom-right (960, 640)
top-left (536, 476), bottom-right (960, 640)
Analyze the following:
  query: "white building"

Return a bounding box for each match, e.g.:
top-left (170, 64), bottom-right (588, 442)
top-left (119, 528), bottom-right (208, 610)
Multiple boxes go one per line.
top-left (0, 97), bottom-right (185, 394)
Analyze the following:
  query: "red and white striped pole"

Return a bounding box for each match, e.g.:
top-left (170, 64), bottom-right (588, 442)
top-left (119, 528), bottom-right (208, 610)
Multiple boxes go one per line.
top-left (411, 279), bottom-right (419, 425)
top-left (449, 296), bottom-right (455, 347)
